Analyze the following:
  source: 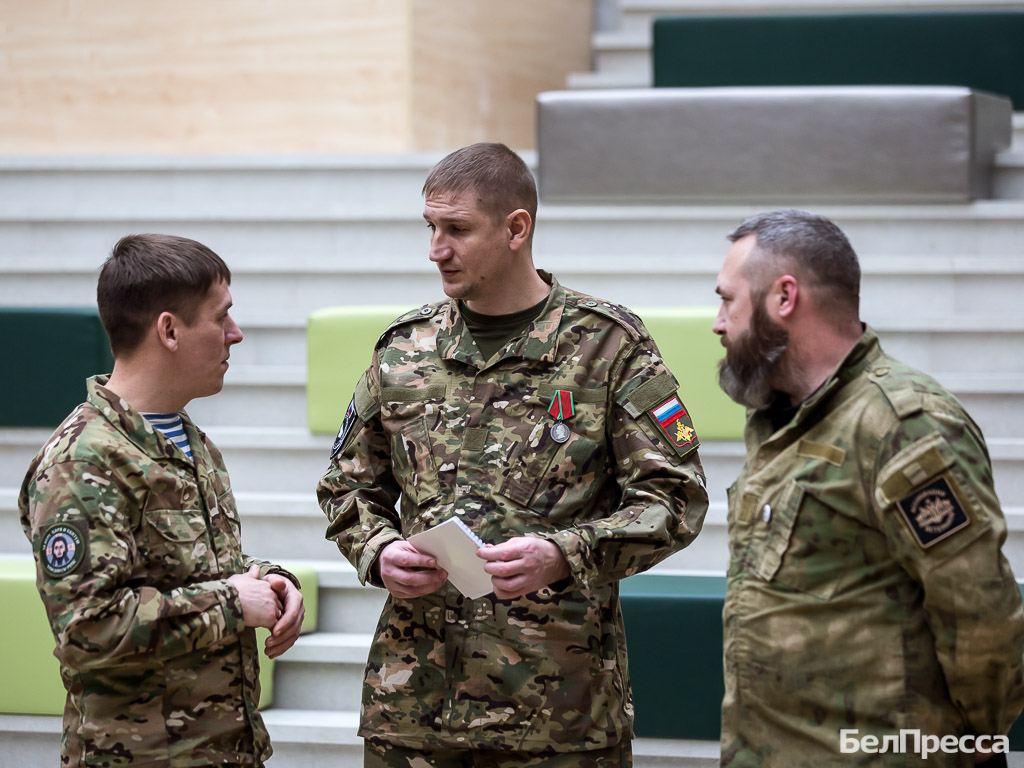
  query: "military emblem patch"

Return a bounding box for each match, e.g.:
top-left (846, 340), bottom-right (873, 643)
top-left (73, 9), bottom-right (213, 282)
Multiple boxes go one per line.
top-left (40, 522), bottom-right (87, 578)
top-left (648, 396), bottom-right (700, 457)
top-left (331, 395), bottom-right (359, 458)
top-left (896, 474), bottom-right (970, 549)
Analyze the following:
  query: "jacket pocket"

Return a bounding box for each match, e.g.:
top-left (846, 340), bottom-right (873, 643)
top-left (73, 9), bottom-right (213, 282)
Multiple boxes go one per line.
top-left (142, 509), bottom-right (211, 585)
top-left (383, 386), bottom-right (445, 506)
top-left (497, 405), bottom-right (604, 519)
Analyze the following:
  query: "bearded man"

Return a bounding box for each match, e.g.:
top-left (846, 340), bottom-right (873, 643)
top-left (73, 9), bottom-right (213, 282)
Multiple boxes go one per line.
top-left (712, 209), bottom-right (1024, 767)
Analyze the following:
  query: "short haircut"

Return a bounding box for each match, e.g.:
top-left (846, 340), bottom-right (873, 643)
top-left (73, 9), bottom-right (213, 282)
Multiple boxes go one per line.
top-left (97, 234), bottom-right (231, 357)
top-left (728, 209), bottom-right (861, 318)
top-left (422, 142), bottom-right (538, 226)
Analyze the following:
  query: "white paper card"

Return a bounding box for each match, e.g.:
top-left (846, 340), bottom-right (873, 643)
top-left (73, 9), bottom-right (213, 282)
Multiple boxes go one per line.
top-left (407, 518), bottom-right (492, 599)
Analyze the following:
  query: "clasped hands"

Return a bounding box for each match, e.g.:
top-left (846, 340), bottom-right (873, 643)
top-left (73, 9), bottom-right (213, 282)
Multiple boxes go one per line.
top-left (228, 565), bottom-right (305, 658)
top-left (376, 536), bottom-right (570, 600)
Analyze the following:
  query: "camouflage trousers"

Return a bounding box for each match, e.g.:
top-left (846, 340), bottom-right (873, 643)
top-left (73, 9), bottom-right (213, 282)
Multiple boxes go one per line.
top-left (364, 739), bottom-right (633, 768)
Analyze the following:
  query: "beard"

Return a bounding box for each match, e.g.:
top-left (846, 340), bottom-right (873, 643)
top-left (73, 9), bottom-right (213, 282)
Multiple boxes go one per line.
top-left (718, 297), bottom-right (789, 410)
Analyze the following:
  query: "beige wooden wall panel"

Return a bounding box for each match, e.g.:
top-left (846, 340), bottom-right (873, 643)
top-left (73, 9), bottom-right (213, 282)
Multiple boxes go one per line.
top-left (0, 0), bottom-right (591, 154)
top-left (0, 0), bottom-right (409, 154)
top-left (409, 1), bottom-right (593, 152)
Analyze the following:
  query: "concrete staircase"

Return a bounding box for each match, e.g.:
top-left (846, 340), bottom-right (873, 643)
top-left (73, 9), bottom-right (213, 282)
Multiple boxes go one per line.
top-left (3, 138), bottom-right (1024, 764)
top-left (3, 4), bottom-right (1024, 761)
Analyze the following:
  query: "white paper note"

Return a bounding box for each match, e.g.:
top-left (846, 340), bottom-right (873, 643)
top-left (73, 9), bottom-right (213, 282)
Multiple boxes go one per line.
top-left (407, 518), bottom-right (493, 599)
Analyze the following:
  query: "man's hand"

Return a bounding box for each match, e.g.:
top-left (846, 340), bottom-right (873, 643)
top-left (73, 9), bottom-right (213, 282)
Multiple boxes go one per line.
top-left (478, 537), bottom-right (570, 599)
top-left (263, 574), bottom-right (305, 659)
top-left (377, 540), bottom-right (448, 599)
top-left (228, 565), bottom-right (282, 629)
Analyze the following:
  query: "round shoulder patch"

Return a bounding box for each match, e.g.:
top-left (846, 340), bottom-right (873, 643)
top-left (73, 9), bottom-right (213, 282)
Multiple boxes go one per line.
top-left (40, 523), bottom-right (87, 578)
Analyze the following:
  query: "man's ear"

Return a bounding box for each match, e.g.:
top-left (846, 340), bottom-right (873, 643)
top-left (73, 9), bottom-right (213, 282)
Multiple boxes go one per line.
top-left (507, 209), bottom-right (532, 252)
top-left (774, 274), bottom-right (800, 319)
top-left (155, 311), bottom-right (180, 351)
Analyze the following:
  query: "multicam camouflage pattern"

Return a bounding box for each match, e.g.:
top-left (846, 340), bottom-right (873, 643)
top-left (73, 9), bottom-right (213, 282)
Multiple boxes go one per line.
top-left (318, 274), bottom-right (708, 752)
top-left (721, 328), bottom-right (1024, 767)
top-left (19, 376), bottom-right (292, 767)
top-left (364, 736), bottom-right (633, 767)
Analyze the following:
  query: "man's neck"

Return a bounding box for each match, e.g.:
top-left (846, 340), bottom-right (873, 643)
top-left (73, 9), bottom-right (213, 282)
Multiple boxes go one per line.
top-left (780, 322), bottom-right (863, 406)
top-left (463, 268), bottom-right (550, 316)
top-left (105, 360), bottom-right (188, 414)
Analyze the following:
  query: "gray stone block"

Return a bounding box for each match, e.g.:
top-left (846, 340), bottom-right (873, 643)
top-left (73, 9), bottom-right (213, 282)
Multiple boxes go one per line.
top-left (537, 86), bottom-right (1012, 204)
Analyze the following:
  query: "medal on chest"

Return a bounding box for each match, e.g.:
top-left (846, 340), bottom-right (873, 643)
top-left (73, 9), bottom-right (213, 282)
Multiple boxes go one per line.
top-left (547, 389), bottom-right (575, 444)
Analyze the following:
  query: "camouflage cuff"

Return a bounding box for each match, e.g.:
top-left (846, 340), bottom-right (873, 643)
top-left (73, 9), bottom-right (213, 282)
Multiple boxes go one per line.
top-left (358, 530), bottom-right (404, 587)
top-left (541, 528), bottom-right (593, 591)
top-left (259, 562), bottom-right (302, 590)
top-left (216, 580), bottom-right (247, 638)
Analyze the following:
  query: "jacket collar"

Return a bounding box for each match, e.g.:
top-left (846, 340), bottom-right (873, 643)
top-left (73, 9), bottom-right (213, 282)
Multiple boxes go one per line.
top-left (87, 375), bottom-right (199, 465)
top-left (435, 271), bottom-right (566, 369)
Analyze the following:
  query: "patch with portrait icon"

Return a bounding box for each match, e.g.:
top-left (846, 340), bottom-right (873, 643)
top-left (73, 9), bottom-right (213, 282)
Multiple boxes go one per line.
top-left (39, 522), bottom-right (88, 579)
top-left (896, 474), bottom-right (970, 549)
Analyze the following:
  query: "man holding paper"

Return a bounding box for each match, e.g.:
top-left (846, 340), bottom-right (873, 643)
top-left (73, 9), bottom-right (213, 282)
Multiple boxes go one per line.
top-left (317, 142), bottom-right (708, 767)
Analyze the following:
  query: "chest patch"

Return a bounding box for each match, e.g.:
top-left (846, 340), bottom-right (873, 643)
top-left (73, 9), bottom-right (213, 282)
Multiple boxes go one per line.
top-left (39, 522), bottom-right (88, 579)
top-left (896, 474), bottom-right (970, 549)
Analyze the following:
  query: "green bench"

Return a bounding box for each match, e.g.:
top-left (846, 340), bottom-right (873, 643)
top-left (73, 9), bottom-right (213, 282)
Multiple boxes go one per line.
top-left (306, 304), bottom-right (745, 440)
top-left (620, 572), bottom-right (1024, 748)
top-left (0, 557), bottom-right (318, 714)
top-left (653, 11), bottom-right (1024, 110)
top-left (0, 308), bottom-right (114, 428)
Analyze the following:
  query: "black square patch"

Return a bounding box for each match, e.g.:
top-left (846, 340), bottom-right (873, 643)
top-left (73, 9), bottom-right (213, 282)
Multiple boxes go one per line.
top-left (896, 474), bottom-right (970, 549)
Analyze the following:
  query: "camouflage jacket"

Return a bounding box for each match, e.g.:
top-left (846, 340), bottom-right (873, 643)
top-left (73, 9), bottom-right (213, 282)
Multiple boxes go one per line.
top-left (721, 328), bottom-right (1024, 767)
top-left (318, 274), bottom-right (708, 752)
top-left (19, 376), bottom-right (294, 767)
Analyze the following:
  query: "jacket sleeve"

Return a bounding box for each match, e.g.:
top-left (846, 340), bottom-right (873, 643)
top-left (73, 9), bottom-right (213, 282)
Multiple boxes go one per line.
top-left (317, 357), bottom-right (403, 585)
top-left (20, 460), bottom-right (246, 671)
top-left (873, 406), bottom-right (1024, 736)
top-left (542, 339), bottom-right (710, 589)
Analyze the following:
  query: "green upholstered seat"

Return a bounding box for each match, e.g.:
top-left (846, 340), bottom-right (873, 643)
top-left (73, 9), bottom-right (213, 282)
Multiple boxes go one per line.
top-left (0, 557), bottom-right (66, 715)
top-left (621, 573), bottom-right (726, 740)
top-left (621, 572), bottom-right (1024, 747)
top-left (0, 307), bottom-right (114, 428)
top-left (307, 305), bottom-right (409, 434)
top-left (0, 556), bottom-right (319, 713)
top-left (642, 307), bottom-right (744, 441)
top-left (653, 11), bottom-right (1024, 109)
top-left (306, 305), bottom-right (745, 441)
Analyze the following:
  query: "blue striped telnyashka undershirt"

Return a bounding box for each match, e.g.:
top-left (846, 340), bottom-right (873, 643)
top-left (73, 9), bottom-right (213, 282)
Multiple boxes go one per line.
top-left (142, 412), bottom-right (193, 460)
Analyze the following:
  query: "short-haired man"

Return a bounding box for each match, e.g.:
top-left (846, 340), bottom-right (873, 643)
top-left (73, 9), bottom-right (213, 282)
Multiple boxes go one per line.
top-left (713, 209), bottom-right (1024, 766)
top-left (318, 142), bottom-right (709, 767)
top-left (20, 234), bottom-right (304, 767)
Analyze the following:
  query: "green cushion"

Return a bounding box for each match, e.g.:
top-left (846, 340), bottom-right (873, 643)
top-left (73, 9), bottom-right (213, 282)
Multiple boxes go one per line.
top-left (0, 558), bottom-right (66, 715)
top-left (307, 306), bottom-right (409, 434)
top-left (306, 305), bottom-right (745, 440)
top-left (654, 11), bottom-right (1024, 109)
top-left (0, 307), bottom-right (114, 428)
top-left (642, 307), bottom-right (745, 441)
top-left (258, 561), bottom-right (319, 709)
top-left (621, 573), bottom-right (1024, 745)
top-left (0, 556), bottom-right (318, 714)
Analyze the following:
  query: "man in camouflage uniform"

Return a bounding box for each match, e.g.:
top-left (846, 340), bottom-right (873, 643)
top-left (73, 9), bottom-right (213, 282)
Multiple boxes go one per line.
top-left (713, 209), bottom-right (1024, 767)
top-left (318, 142), bottom-right (708, 767)
top-left (20, 234), bottom-right (304, 767)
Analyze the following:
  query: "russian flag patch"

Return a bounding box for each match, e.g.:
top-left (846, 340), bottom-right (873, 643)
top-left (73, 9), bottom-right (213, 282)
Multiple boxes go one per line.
top-left (648, 396), bottom-right (700, 457)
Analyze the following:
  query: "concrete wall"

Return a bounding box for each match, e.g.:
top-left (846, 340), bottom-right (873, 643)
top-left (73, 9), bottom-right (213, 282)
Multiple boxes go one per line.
top-left (0, 0), bottom-right (591, 154)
